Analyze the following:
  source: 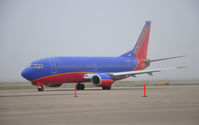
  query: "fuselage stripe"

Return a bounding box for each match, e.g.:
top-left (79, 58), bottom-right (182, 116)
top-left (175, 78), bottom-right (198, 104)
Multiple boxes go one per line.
top-left (32, 72), bottom-right (98, 82)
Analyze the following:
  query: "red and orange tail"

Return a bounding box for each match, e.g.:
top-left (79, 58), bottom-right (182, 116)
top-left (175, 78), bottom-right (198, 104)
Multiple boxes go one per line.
top-left (120, 21), bottom-right (151, 60)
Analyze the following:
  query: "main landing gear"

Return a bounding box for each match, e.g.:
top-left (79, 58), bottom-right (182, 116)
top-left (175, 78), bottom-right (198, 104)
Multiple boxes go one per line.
top-left (76, 83), bottom-right (85, 90)
top-left (38, 86), bottom-right (44, 91)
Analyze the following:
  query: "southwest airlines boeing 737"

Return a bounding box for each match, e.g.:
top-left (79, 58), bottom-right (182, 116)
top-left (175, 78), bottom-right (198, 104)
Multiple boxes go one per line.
top-left (21, 21), bottom-right (183, 91)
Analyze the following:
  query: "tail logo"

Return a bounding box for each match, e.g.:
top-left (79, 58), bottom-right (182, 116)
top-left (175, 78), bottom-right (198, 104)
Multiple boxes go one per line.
top-left (119, 21), bottom-right (151, 58)
top-left (133, 24), bottom-right (148, 55)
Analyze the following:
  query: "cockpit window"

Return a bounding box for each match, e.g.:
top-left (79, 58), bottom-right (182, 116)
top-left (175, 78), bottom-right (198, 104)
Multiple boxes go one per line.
top-left (28, 64), bottom-right (43, 68)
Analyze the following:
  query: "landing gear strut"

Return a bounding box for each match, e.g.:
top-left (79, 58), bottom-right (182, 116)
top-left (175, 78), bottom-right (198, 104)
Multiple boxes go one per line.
top-left (38, 86), bottom-right (44, 91)
top-left (76, 83), bottom-right (85, 90)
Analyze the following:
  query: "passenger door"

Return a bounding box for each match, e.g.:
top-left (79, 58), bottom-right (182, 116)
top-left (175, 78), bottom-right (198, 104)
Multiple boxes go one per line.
top-left (49, 60), bottom-right (57, 74)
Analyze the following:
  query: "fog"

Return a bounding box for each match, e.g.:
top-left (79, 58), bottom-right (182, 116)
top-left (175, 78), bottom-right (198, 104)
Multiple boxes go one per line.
top-left (0, 0), bottom-right (198, 82)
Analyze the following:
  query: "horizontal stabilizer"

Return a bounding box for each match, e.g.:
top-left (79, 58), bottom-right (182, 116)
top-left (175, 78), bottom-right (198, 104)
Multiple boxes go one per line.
top-left (144, 56), bottom-right (184, 63)
top-left (108, 66), bottom-right (186, 78)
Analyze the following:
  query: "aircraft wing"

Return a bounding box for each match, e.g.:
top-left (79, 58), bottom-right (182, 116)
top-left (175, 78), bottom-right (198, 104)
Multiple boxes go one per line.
top-left (83, 66), bottom-right (185, 80)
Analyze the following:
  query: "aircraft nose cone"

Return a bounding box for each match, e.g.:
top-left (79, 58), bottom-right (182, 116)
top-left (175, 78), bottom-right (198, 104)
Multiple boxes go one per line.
top-left (21, 68), bottom-right (32, 81)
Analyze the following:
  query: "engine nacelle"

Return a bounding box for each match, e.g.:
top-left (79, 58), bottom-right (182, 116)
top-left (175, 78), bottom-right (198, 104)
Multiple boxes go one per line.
top-left (91, 74), bottom-right (113, 87)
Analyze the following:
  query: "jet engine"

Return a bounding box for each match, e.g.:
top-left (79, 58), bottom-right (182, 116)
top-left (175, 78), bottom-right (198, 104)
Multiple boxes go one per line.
top-left (91, 74), bottom-right (113, 89)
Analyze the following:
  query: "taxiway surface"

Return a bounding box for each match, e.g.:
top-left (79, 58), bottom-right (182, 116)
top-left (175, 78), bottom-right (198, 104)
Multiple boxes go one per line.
top-left (0, 86), bottom-right (199, 125)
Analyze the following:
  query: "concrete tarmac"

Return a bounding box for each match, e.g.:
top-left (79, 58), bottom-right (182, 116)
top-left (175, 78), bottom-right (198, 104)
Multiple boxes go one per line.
top-left (0, 86), bottom-right (199, 125)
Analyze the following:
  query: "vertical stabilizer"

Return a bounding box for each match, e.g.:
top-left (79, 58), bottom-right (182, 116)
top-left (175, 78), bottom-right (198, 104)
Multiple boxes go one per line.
top-left (120, 21), bottom-right (151, 59)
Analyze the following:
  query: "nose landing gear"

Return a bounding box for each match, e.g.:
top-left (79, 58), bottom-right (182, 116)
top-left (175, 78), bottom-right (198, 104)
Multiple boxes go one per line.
top-left (35, 82), bottom-right (44, 91)
top-left (38, 86), bottom-right (44, 91)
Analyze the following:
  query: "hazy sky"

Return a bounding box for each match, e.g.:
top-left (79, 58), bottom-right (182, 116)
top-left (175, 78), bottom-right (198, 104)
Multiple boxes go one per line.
top-left (0, 0), bottom-right (199, 82)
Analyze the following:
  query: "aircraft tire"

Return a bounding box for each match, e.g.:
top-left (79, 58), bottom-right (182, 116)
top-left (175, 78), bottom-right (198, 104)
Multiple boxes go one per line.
top-left (81, 84), bottom-right (85, 90)
top-left (76, 83), bottom-right (85, 90)
top-left (38, 86), bottom-right (44, 91)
